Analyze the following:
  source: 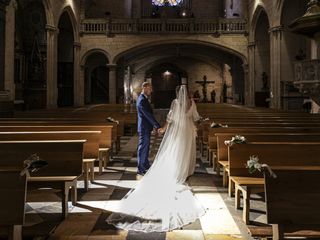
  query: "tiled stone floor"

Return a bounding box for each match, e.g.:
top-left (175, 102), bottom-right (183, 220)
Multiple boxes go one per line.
top-left (0, 134), bottom-right (267, 240)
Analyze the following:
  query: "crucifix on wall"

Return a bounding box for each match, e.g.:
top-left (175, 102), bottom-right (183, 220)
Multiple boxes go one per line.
top-left (196, 75), bottom-right (215, 103)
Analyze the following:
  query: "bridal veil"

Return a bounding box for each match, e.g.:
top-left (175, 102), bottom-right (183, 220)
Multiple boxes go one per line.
top-left (107, 85), bottom-right (205, 232)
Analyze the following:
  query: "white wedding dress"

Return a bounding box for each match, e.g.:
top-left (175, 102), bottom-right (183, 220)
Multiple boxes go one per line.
top-left (107, 86), bottom-right (205, 232)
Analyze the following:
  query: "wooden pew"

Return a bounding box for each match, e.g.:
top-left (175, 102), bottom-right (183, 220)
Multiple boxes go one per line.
top-left (0, 169), bottom-right (26, 240)
top-left (196, 102), bottom-right (320, 115)
top-left (197, 104), bottom-right (320, 130)
top-left (0, 117), bottom-right (120, 151)
top-left (0, 140), bottom-right (85, 219)
top-left (0, 124), bottom-right (113, 175)
top-left (0, 131), bottom-right (100, 191)
top-left (216, 133), bottom-right (320, 186)
top-left (14, 106), bottom-right (129, 141)
top-left (248, 168), bottom-right (320, 240)
top-left (208, 127), bottom-right (320, 169)
top-left (227, 142), bottom-right (320, 224)
top-left (200, 121), bottom-right (320, 163)
top-left (0, 119), bottom-right (118, 153)
top-left (17, 102), bottom-right (136, 127)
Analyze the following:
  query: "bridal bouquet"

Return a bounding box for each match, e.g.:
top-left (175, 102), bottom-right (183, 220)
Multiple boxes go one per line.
top-left (224, 135), bottom-right (246, 146)
top-left (210, 121), bottom-right (228, 128)
top-left (20, 153), bottom-right (48, 177)
top-left (107, 117), bottom-right (120, 124)
top-left (246, 155), bottom-right (277, 178)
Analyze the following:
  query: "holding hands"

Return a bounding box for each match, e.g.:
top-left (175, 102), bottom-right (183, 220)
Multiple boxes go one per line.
top-left (152, 127), bottom-right (166, 135)
top-left (157, 128), bottom-right (165, 135)
top-left (152, 128), bottom-right (165, 135)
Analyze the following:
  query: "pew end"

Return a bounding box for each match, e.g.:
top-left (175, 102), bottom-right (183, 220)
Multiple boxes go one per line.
top-left (263, 169), bottom-right (320, 240)
top-left (0, 140), bottom-right (85, 219)
top-left (0, 169), bottom-right (27, 240)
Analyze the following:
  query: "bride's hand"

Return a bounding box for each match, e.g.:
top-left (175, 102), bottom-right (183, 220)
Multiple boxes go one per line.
top-left (158, 128), bottom-right (165, 135)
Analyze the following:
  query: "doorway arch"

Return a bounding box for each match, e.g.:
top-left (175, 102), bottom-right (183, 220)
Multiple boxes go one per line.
top-left (57, 11), bottom-right (74, 107)
top-left (84, 52), bottom-right (109, 104)
top-left (254, 9), bottom-right (270, 107)
top-left (146, 63), bottom-right (187, 108)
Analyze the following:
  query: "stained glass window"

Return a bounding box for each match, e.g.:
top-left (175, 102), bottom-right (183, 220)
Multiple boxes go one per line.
top-left (152, 0), bottom-right (183, 6)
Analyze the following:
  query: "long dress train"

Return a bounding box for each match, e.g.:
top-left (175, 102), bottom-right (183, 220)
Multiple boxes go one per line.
top-left (107, 86), bottom-right (205, 232)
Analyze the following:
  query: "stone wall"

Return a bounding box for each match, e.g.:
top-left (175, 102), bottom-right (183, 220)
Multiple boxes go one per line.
top-left (191, 0), bottom-right (222, 18)
top-left (247, 0), bottom-right (311, 110)
top-left (131, 58), bottom-right (225, 103)
top-left (224, 0), bottom-right (246, 18)
top-left (80, 34), bottom-right (248, 64)
top-left (1, 0), bottom-right (9, 92)
top-left (85, 0), bottom-right (130, 18)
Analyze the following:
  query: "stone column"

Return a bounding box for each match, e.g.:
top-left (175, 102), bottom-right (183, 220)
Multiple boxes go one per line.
top-left (247, 42), bottom-right (255, 106)
top-left (0, 0), bottom-right (10, 91)
top-left (73, 42), bottom-right (83, 106)
top-left (107, 64), bottom-right (117, 103)
top-left (4, 0), bottom-right (16, 100)
top-left (124, 66), bottom-right (132, 104)
top-left (80, 65), bottom-right (85, 104)
top-left (242, 63), bottom-right (249, 105)
top-left (132, 0), bottom-right (142, 18)
top-left (46, 24), bottom-right (58, 109)
top-left (269, 26), bottom-right (283, 109)
top-left (79, 0), bottom-right (85, 20)
top-left (311, 32), bottom-right (320, 60)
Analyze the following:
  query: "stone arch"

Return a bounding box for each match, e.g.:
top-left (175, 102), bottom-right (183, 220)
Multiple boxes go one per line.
top-left (134, 55), bottom-right (218, 74)
top-left (81, 49), bottom-right (111, 66)
top-left (115, 40), bottom-right (246, 105)
top-left (279, 0), bottom-right (308, 109)
top-left (42, 0), bottom-right (54, 26)
top-left (250, 4), bottom-right (270, 42)
top-left (56, 5), bottom-right (79, 42)
top-left (14, 0), bottom-right (49, 109)
top-left (112, 39), bottom-right (247, 65)
top-left (82, 50), bottom-right (110, 104)
top-left (253, 6), bottom-right (271, 108)
top-left (280, 0), bottom-right (307, 26)
top-left (146, 62), bottom-right (188, 108)
top-left (57, 10), bottom-right (75, 107)
top-left (272, 0), bottom-right (285, 26)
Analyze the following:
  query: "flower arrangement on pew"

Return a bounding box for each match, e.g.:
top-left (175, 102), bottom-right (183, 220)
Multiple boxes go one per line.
top-left (197, 116), bottom-right (210, 123)
top-left (210, 121), bottom-right (228, 128)
top-left (224, 135), bottom-right (246, 147)
top-left (107, 117), bottom-right (120, 124)
top-left (246, 155), bottom-right (277, 178)
top-left (202, 117), bottom-right (210, 122)
top-left (20, 153), bottom-right (48, 177)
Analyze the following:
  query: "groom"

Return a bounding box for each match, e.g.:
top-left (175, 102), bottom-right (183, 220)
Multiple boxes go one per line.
top-left (136, 82), bottom-right (161, 176)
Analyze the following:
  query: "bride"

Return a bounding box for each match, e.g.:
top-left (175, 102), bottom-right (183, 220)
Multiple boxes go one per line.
top-left (107, 85), bottom-right (205, 232)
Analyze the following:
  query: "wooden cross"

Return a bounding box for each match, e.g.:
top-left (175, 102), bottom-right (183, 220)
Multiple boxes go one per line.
top-left (196, 75), bottom-right (215, 102)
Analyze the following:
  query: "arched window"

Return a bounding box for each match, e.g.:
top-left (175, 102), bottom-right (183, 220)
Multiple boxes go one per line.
top-left (152, 0), bottom-right (183, 6)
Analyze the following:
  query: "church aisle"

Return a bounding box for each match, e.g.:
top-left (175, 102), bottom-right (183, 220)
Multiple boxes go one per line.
top-left (1, 135), bottom-right (260, 240)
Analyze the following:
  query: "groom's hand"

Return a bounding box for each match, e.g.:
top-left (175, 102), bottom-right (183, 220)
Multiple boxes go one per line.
top-left (151, 128), bottom-right (158, 135)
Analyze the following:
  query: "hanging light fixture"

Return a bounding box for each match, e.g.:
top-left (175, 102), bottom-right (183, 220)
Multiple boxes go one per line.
top-left (164, 70), bottom-right (171, 76)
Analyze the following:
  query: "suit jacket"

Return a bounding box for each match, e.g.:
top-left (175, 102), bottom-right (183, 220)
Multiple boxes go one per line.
top-left (136, 94), bottom-right (160, 133)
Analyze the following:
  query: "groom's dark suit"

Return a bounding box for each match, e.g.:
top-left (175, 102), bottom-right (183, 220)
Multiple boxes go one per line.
top-left (136, 93), bottom-right (160, 175)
